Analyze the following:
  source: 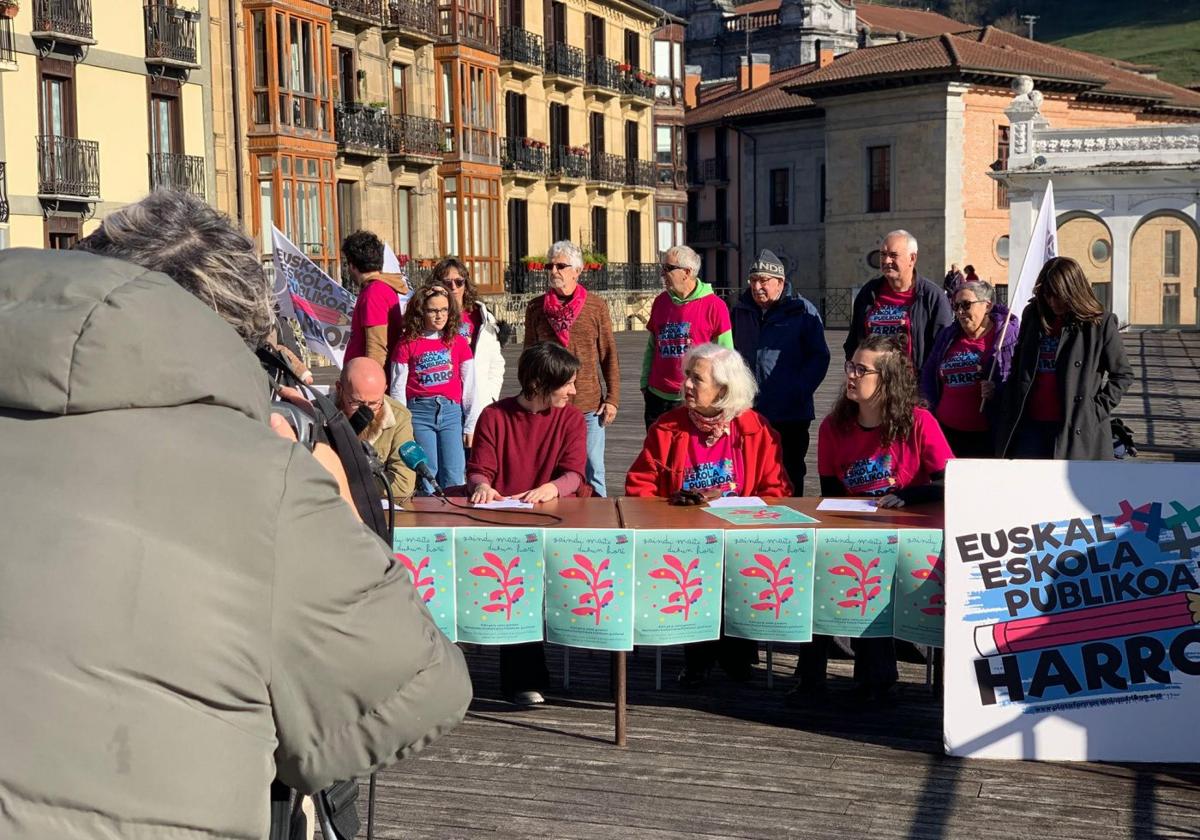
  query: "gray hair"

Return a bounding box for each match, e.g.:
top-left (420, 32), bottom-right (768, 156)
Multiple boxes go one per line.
top-left (666, 245), bottom-right (702, 275)
top-left (77, 191), bottom-right (272, 348)
top-left (956, 280), bottom-right (994, 304)
top-left (884, 229), bottom-right (919, 254)
top-left (546, 240), bottom-right (583, 270)
top-left (682, 343), bottom-right (759, 421)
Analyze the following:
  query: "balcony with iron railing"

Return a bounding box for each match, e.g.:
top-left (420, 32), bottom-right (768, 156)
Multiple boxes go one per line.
top-left (547, 145), bottom-right (588, 181)
top-left (618, 69), bottom-right (655, 105)
top-left (144, 4), bottom-right (200, 68)
top-left (437, 0), bottom-right (498, 53)
top-left (32, 0), bottom-right (96, 44)
top-left (0, 17), bottom-right (16, 69)
top-left (389, 113), bottom-right (443, 162)
top-left (0, 162), bottom-right (8, 223)
top-left (148, 152), bottom-right (206, 198)
top-left (37, 135), bottom-right (100, 200)
top-left (657, 164), bottom-right (687, 191)
top-left (686, 156), bottom-right (728, 187)
top-left (335, 103), bottom-right (391, 157)
top-left (331, 0), bottom-right (382, 28)
top-left (501, 26), bottom-right (543, 78)
top-left (385, 0), bottom-right (437, 44)
top-left (686, 219), bottom-right (728, 245)
top-left (543, 42), bottom-right (584, 90)
top-left (588, 151), bottom-right (624, 188)
top-left (500, 136), bottom-right (548, 180)
top-left (585, 55), bottom-right (620, 97)
top-left (624, 158), bottom-right (655, 191)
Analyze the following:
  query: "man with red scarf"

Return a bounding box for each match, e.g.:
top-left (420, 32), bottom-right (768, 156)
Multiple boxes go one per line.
top-left (523, 240), bottom-right (620, 496)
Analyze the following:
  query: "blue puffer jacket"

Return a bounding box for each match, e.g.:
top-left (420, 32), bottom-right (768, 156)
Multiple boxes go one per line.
top-left (732, 285), bottom-right (831, 423)
top-left (919, 302), bottom-right (1019, 411)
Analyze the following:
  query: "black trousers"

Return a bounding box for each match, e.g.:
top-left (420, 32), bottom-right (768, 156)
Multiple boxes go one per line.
top-left (643, 389), bottom-right (680, 430)
top-left (795, 635), bottom-right (898, 690)
top-left (499, 642), bottom-right (549, 697)
top-left (771, 419), bottom-right (811, 495)
top-left (683, 634), bottom-right (759, 675)
top-left (942, 426), bottom-right (994, 459)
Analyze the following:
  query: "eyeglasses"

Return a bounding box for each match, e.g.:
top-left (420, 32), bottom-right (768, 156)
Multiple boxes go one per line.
top-left (748, 275), bottom-right (779, 286)
top-left (661, 263), bottom-right (686, 274)
top-left (548, 262), bottom-right (574, 272)
top-left (952, 300), bottom-right (986, 313)
top-left (844, 360), bottom-right (881, 379)
top-left (425, 307), bottom-right (450, 316)
top-left (346, 396), bottom-right (384, 412)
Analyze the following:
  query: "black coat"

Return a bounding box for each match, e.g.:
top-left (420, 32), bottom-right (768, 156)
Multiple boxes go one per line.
top-left (996, 304), bottom-right (1133, 460)
top-left (844, 275), bottom-right (954, 372)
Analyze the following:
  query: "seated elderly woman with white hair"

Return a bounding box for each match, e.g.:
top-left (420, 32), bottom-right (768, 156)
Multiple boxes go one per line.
top-left (626, 343), bottom-right (792, 686)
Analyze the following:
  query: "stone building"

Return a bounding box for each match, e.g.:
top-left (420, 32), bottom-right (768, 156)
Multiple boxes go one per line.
top-left (1, 1), bottom-right (211, 248)
top-left (995, 79), bottom-right (1199, 328)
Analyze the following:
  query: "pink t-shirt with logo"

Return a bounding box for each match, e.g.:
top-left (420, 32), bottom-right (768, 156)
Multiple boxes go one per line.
top-left (458, 306), bottom-right (482, 346)
top-left (1027, 320), bottom-right (1064, 423)
top-left (646, 293), bottom-right (732, 395)
top-left (817, 407), bottom-right (953, 497)
top-left (345, 280), bottom-right (406, 362)
top-left (935, 332), bottom-right (991, 433)
top-left (864, 284), bottom-right (916, 357)
top-left (391, 335), bottom-right (473, 402)
top-left (681, 428), bottom-right (743, 496)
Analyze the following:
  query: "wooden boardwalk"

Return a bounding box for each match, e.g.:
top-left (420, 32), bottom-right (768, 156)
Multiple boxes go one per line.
top-left (358, 328), bottom-right (1200, 840)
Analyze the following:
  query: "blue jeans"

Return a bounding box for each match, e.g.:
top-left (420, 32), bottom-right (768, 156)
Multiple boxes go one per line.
top-left (408, 396), bottom-right (465, 494)
top-left (584, 410), bottom-right (607, 497)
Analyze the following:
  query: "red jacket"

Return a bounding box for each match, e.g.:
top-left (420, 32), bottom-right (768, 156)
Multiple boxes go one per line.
top-left (624, 406), bottom-right (793, 498)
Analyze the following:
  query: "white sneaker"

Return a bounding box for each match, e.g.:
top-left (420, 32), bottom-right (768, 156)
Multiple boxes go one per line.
top-left (511, 690), bottom-right (545, 707)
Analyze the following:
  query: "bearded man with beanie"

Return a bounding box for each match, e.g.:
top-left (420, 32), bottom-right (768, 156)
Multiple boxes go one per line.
top-left (732, 249), bottom-right (830, 494)
top-left (641, 245), bottom-right (733, 429)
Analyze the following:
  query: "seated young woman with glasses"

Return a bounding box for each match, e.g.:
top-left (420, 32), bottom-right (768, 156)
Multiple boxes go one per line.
top-left (791, 334), bottom-right (954, 706)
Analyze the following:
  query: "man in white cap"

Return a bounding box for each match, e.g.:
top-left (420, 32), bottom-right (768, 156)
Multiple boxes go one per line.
top-left (731, 249), bottom-right (830, 494)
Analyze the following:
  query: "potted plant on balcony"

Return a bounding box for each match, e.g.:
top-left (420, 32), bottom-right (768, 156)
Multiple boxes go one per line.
top-left (582, 251), bottom-right (607, 272)
top-left (617, 62), bottom-right (631, 73)
top-left (0, 0), bottom-right (19, 19)
top-left (522, 255), bottom-right (545, 271)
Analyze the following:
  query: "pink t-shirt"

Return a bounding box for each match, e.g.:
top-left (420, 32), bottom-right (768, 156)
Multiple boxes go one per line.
top-left (391, 335), bottom-right (473, 402)
top-left (681, 428), bottom-right (742, 496)
top-left (864, 284), bottom-right (916, 357)
top-left (646, 292), bottom-right (732, 395)
top-left (817, 407), bottom-right (953, 497)
top-left (935, 332), bottom-right (991, 433)
top-left (1027, 321), bottom-right (1064, 423)
top-left (458, 306), bottom-right (482, 346)
top-left (345, 280), bottom-right (406, 362)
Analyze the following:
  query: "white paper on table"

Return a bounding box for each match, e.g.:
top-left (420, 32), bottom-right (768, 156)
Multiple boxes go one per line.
top-left (474, 499), bottom-right (535, 510)
top-left (816, 498), bottom-right (878, 513)
top-left (707, 496), bottom-right (767, 508)
top-left (380, 499), bottom-right (403, 510)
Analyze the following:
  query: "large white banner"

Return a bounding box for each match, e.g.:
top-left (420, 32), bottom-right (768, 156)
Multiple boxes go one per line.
top-left (945, 460), bottom-right (1200, 761)
top-left (271, 227), bottom-right (356, 368)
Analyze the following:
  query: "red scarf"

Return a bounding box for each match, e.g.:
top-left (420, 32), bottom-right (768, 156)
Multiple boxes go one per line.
top-left (542, 285), bottom-right (588, 346)
top-left (688, 408), bottom-right (731, 447)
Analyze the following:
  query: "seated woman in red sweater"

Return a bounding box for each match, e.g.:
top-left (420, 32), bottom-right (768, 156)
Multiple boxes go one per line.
top-left (791, 334), bottom-right (953, 706)
top-left (466, 342), bottom-right (587, 706)
top-left (626, 343), bottom-right (792, 687)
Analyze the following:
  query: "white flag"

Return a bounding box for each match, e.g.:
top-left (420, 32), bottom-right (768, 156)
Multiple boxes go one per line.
top-left (1009, 181), bottom-right (1058, 315)
top-left (271, 227), bottom-right (356, 369)
top-left (382, 242), bottom-right (414, 307)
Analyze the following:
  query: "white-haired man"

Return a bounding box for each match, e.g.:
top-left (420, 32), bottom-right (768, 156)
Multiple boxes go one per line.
top-left (641, 245), bottom-right (733, 429)
top-left (845, 230), bottom-right (952, 372)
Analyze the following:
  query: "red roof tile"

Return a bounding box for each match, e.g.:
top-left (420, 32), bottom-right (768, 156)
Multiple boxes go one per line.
top-left (686, 63), bottom-right (818, 126)
top-left (854, 3), bottom-right (967, 37)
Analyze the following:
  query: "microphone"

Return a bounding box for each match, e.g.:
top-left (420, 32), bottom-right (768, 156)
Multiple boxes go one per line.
top-left (399, 440), bottom-right (443, 496)
top-left (348, 405), bottom-right (374, 435)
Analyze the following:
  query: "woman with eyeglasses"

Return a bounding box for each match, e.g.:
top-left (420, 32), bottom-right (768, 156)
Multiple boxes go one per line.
top-left (789, 335), bottom-right (953, 706)
top-left (919, 280), bottom-right (1018, 458)
top-left (429, 258), bottom-right (505, 449)
top-left (995, 257), bottom-right (1132, 459)
top-left (388, 285), bottom-right (482, 494)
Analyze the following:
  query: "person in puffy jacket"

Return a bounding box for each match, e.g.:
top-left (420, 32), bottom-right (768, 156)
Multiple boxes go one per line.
top-left (0, 191), bottom-right (471, 840)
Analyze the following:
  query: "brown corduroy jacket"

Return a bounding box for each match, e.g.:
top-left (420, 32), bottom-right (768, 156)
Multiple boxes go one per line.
top-left (524, 292), bottom-right (620, 413)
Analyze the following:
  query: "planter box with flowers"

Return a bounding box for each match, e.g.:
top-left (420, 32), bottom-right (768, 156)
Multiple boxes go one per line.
top-left (582, 252), bottom-right (607, 272)
top-left (522, 138), bottom-right (548, 150)
top-left (1, 0), bottom-right (18, 18)
top-left (522, 255), bottom-right (545, 270)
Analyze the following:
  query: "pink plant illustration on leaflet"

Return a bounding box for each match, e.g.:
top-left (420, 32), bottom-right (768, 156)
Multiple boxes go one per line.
top-left (649, 554), bottom-right (703, 620)
top-left (396, 553), bottom-right (435, 603)
top-left (470, 552), bottom-right (525, 621)
top-left (828, 553), bottom-right (883, 616)
top-left (739, 553), bottom-right (795, 619)
top-left (559, 553), bottom-right (614, 626)
top-left (911, 552), bottom-right (945, 615)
